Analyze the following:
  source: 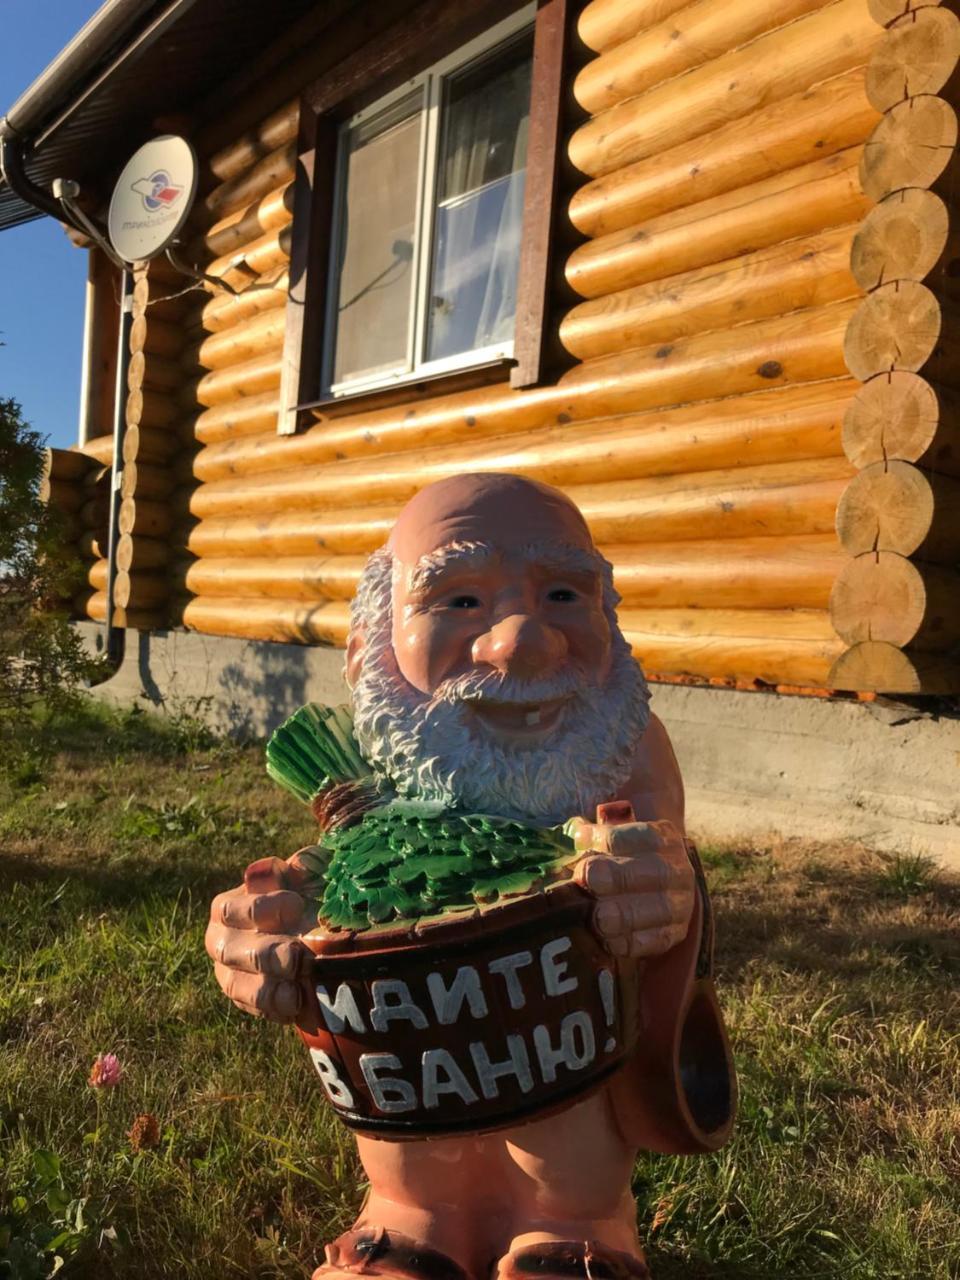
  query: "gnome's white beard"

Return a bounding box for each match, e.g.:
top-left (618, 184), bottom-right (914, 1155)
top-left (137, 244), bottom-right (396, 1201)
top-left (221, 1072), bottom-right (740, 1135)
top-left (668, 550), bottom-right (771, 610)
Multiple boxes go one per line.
top-left (349, 550), bottom-right (650, 827)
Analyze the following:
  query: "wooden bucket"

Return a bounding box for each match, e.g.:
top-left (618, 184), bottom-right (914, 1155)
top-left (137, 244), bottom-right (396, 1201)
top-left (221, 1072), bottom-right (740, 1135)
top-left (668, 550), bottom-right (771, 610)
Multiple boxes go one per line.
top-left (297, 881), bottom-right (639, 1137)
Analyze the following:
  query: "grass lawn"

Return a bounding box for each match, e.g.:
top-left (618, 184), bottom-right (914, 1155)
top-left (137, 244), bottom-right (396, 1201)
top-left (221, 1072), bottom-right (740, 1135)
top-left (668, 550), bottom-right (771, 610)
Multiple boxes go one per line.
top-left (1, 699), bottom-right (957, 1279)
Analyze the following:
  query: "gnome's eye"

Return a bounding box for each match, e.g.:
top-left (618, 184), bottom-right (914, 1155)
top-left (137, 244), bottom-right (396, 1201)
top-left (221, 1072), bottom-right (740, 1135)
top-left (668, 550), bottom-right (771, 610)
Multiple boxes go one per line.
top-left (449, 594), bottom-right (481, 609)
top-left (547, 587), bottom-right (578, 603)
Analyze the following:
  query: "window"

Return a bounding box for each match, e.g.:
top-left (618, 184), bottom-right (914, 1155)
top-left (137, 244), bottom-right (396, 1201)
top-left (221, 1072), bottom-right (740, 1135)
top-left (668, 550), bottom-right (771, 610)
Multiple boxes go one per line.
top-left (323, 9), bottom-right (534, 398)
top-left (279, 0), bottom-right (570, 433)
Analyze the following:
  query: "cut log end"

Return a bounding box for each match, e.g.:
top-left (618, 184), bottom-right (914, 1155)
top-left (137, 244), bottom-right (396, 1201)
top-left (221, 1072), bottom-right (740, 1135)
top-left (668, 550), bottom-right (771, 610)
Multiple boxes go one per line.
top-left (829, 640), bottom-right (960, 693)
top-left (842, 372), bottom-right (960, 474)
top-left (849, 188), bottom-right (951, 292)
top-left (842, 280), bottom-right (944, 383)
top-left (866, 7), bottom-right (960, 110)
top-left (860, 95), bottom-right (959, 203)
top-left (828, 549), bottom-right (960, 648)
top-left (835, 459), bottom-right (935, 557)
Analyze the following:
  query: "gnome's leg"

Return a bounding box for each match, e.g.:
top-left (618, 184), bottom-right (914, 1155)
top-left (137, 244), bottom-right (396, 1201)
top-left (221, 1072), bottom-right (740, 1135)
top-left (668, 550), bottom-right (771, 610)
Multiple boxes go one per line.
top-left (318, 1130), bottom-right (515, 1278)
top-left (500, 1090), bottom-right (642, 1255)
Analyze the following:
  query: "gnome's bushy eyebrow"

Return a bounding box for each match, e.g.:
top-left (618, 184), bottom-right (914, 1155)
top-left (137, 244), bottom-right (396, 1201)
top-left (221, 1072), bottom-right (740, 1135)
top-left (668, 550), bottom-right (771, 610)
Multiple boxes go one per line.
top-left (407, 539), bottom-right (604, 597)
top-left (408, 541), bottom-right (496, 596)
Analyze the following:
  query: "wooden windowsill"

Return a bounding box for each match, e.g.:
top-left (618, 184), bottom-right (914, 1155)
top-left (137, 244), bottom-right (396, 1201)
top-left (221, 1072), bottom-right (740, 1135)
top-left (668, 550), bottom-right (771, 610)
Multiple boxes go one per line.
top-left (297, 357), bottom-right (514, 422)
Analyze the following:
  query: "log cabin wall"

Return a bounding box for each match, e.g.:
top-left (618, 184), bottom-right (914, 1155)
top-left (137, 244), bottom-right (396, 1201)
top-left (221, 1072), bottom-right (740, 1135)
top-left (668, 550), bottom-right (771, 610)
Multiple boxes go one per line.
top-left (828, 0), bottom-right (960, 694)
top-left (48, 0), bottom-right (958, 694)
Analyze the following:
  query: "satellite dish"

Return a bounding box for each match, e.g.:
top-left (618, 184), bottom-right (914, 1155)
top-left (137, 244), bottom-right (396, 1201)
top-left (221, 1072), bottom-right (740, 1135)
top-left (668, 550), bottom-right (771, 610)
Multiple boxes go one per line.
top-left (107, 135), bottom-right (198, 262)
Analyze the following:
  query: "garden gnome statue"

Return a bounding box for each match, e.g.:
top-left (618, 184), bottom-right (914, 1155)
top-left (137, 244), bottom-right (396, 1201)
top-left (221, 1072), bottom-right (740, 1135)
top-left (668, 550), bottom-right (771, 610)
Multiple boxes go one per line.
top-left (206, 474), bottom-right (735, 1279)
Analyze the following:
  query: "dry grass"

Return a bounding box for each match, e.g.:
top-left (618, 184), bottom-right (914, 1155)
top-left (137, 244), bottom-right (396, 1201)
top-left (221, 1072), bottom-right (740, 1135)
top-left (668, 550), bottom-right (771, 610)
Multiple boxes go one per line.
top-left (1, 700), bottom-right (958, 1278)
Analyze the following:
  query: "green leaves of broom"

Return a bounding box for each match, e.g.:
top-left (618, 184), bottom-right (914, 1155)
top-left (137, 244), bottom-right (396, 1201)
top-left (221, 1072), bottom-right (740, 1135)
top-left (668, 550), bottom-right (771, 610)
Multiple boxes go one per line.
top-left (266, 704), bottom-right (372, 803)
top-left (266, 703), bottom-right (579, 931)
top-left (319, 806), bottom-right (579, 931)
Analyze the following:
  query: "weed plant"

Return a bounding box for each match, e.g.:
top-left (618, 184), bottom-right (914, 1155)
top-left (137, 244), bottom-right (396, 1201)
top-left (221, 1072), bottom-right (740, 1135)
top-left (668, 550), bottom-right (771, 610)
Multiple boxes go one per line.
top-left (1, 699), bottom-right (958, 1278)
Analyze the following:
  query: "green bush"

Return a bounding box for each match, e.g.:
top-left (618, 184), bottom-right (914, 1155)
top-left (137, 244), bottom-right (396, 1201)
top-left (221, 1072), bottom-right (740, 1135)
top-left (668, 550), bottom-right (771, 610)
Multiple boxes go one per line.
top-left (0, 397), bottom-right (106, 730)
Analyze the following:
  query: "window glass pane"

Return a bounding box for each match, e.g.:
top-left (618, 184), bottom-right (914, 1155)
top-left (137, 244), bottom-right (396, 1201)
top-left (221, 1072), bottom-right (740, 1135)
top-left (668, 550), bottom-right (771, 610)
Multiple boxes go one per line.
top-left (426, 35), bottom-right (533, 365)
top-left (330, 92), bottom-right (423, 386)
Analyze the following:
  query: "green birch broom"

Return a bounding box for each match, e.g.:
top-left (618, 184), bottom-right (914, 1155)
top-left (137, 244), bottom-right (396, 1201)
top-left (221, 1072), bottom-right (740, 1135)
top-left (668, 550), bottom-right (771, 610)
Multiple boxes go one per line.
top-left (267, 703), bottom-right (579, 932)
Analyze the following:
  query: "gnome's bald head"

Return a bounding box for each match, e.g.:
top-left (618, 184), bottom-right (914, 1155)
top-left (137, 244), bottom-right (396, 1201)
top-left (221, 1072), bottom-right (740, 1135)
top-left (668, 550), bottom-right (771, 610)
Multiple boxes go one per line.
top-left (346, 474), bottom-right (650, 824)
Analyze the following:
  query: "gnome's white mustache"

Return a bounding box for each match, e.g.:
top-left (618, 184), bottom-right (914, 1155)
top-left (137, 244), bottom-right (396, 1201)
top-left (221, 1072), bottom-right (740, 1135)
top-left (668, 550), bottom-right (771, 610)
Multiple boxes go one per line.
top-left (430, 666), bottom-right (587, 709)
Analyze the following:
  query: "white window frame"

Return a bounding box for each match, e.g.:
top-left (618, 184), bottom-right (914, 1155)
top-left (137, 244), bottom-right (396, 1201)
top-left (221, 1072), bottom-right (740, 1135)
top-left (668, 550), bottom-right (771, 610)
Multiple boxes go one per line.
top-left (321, 3), bottom-right (536, 400)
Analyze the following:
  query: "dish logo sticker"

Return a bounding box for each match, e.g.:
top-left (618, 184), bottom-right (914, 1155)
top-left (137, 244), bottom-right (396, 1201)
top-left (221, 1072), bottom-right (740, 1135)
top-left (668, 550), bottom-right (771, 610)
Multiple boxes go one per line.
top-left (131, 170), bottom-right (183, 212)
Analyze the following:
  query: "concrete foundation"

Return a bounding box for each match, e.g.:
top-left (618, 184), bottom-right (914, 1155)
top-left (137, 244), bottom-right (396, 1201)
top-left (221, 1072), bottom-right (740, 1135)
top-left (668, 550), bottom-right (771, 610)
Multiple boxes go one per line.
top-left (78, 623), bottom-right (960, 869)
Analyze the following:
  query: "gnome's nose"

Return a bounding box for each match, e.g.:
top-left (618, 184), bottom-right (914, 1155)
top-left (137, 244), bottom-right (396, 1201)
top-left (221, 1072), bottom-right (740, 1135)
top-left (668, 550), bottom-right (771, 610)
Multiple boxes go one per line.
top-left (472, 614), bottom-right (568, 679)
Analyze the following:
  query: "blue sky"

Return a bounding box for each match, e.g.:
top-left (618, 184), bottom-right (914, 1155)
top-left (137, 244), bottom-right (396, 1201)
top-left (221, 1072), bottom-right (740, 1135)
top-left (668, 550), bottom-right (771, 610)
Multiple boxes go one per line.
top-left (1, 1), bottom-right (104, 450)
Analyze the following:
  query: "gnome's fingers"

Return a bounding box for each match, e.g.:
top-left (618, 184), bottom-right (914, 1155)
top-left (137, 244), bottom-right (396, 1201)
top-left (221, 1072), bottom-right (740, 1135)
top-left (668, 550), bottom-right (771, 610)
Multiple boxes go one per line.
top-left (215, 964), bottom-right (304, 1022)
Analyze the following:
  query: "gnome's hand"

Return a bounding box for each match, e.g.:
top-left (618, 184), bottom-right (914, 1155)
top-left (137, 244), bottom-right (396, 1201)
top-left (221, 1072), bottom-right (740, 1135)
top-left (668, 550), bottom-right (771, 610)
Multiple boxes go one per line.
top-left (570, 818), bottom-right (694, 959)
top-left (205, 853), bottom-right (318, 1022)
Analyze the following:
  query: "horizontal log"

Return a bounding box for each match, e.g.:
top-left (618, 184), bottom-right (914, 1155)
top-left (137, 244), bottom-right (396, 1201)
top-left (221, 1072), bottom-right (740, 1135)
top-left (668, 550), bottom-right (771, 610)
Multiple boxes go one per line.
top-left (183, 554), bottom-right (365, 601)
top-left (196, 348), bottom-right (858, 485)
top-left (195, 381), bottom-right (853, 511)
top-left (87, 559), bottom-right (108, 591)
top-left (129, 314), bottom-right (182, 361)
top-left (116, 533), bottom-right (171, 573)
top-left (181, 594), bottom-right (842, 685)
top-left (75, 588), bottom-right (166, 632)
top-left (192, 305), bottom-right (287, 372)
top-left (578, 0), bottom-right (689, 53)
top-left (206, 98), bottom-right (298, 185)
top-left (866, 6), bottom-right (960, 110)
top-left (188, 457), bottom-right (852, 558)
top-left (114, 571), bottom-right (170, 611)
top-left (41, 477), bottom-right (84, 513)
top-left (43, 446), bottom-right (91, 483)
top-left (860, 95), bottom-right (958, 202)
top-left (119, 496), bottom-right (173, 539)
top-left (611, 536), bottom-right (846, 609)
top-left (842, 372), bottom-right (960, 476)
top-left (184, 596), bottom-right (349, 645)
top-left (560, 224), bottom-right (860, 361)
top-left (194, 181), bottom-right (294, 262)
top-left (568, 0), bottom-right (882, 178)
top-left (835, 459), bottom-right (960, 560)
top-left (79, 497), bottom-right (108, 528)
top-left (204, 225), bottom-right (292, 289)
top-left (184, 535), bottom-right (844, 610)
top-left (78, 531), bottom-right (107, 560)
top-left (829, 640), bottom-right (960, 693)
top-left (79, 435), bottom-right (115, 466)
top-left (122, 424), bottom-right (180, 466)
top-left (566, 148), bottom-right (867, 299)
top-left (555, 298), bottom-right (858, 413)
top-left (82, 464), bottom-right (110, 494)
top-left (569, 68), bottom-right (880, 239)
top-left (126, 387), bottom-right (177, 431)
top-left (192, 390), bottom-right (280, 446)
top-left (191, 381), bottom-right (853, 520)
top-left (201, 140), bottom-right (297, 227)
top-left (830, 550), bottom-right (960, 649)
top-left (575, 0), bottom-right (828, 116)
top-left (843, 280), bottom-right (960, 385)
top-left (128, 349), bottom-right (182, 395)
top-left (189, 350), bottom-right (283, 409)
top-left (199, 269), bottom-right (288, 335)
top-left (620, 607), bottom-right (843, 687)
top-left (120, 460), bottom-right (175, 502)
top-left (849, 188), bottom-right (956, 292)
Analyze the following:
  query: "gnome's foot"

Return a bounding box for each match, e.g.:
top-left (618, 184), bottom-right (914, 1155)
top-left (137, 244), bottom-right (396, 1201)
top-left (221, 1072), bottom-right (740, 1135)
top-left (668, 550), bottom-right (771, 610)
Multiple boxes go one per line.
top-left (495, 1240), bottom-right (650, 1280)
top-left (314, 1225), bottom-right (471, 1280)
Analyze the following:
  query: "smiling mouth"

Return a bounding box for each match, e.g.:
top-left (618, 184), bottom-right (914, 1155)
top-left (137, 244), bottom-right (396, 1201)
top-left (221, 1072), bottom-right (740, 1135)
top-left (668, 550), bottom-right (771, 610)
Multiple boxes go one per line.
top-left (466, 696), bottom-right (570, 738)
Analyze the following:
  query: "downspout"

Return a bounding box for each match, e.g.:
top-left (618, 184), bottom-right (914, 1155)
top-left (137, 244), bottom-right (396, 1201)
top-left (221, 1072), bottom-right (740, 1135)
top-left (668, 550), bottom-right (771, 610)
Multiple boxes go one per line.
top-left (105, 269), bottom-right (133, 668)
